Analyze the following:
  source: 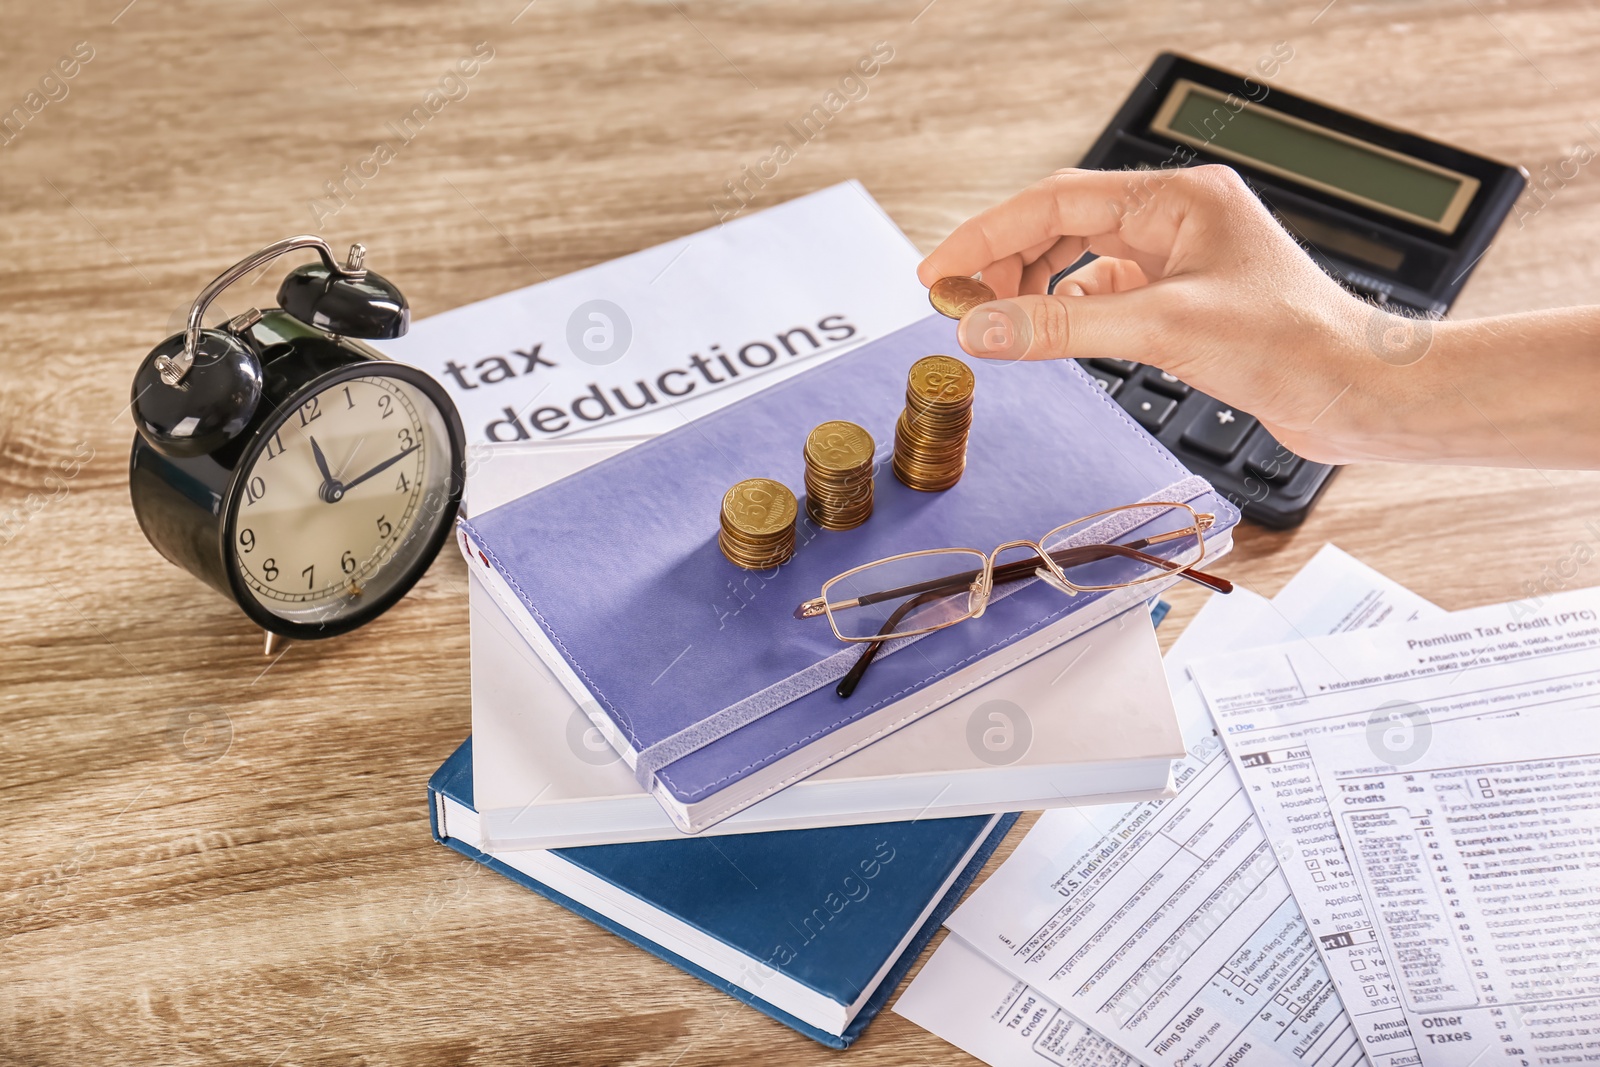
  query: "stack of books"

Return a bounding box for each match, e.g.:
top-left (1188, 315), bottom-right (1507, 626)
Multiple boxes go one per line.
top-left (395, 185), bottom-right (1240, 1047)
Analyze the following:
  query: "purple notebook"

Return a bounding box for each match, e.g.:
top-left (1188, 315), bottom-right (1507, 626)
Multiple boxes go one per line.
top-left (459, 314), bottom-right (1237, 832)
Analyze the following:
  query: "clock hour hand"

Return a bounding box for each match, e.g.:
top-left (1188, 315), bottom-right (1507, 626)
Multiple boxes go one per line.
top-left (339, 444), bottom-right (420, 494)
top-left (309, 436), bottom-right (346, 503)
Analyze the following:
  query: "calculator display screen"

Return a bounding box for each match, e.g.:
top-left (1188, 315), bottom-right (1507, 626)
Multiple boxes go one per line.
top-left (1151, 80), bottom-right (1479, 233)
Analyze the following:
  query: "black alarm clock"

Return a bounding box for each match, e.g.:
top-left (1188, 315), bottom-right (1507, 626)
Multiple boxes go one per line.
top-left (129, 235), bottom-right (466, 650)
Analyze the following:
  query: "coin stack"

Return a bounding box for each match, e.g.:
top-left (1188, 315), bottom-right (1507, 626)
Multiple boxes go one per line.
top-left (803, 421), bottom-right (876, 531)
top-left (719, 477), bottom-right (798, 570)
top-left (893, 355), bottom-right (976, 492)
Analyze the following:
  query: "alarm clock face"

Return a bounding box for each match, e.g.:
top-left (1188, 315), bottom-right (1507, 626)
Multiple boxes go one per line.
top-left (222, 365), bottom-right (460, 635)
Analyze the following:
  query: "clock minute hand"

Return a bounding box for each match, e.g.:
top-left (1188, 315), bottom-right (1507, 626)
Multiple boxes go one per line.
top-left (339, 444), bottom-right (420, 493)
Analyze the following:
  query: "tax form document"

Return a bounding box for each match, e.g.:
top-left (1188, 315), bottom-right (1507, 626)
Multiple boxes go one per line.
top-left (1305, 701), bottom-right (1600, 1067)
top-left (895, 934), bottom-right (1136, 1067)
top-left (939, 545), bottom-right (1421, 1067)
top-left (1194, 586), bottom-right (1600, 1067)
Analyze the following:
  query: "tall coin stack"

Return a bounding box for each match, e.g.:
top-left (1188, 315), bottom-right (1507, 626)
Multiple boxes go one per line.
top-left (893, 355), bottom-right (976, 492)
top-left (719, 478), bottom-right (798, 570)
top-left (803, 421), bottom-right (876, 530)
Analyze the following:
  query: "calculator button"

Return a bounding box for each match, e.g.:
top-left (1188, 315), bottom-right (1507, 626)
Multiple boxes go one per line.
top-left (1141, 369), bottom-right (1191, 399)
top-left (1088, 371), bottom-right (1125, 397)
top-left (1090, 358), bottom-right (1142, 375)
top-left (1116, 384), bottom-right (1178, 433)
top-left (1244, 436), bottom-right (1304, 485)
top-left (1180, 404), bottom-right (1258, 459)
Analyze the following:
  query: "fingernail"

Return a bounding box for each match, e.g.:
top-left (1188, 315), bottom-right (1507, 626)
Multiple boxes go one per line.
top-left (958, 303), bottom-right (1011, 356)
top-left (958, 301), bottom-right (1033, 363)
top-left (1057, 282), bottom-right (1086, 297)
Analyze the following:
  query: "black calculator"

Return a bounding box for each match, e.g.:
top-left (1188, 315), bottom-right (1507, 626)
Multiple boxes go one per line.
top-left (1066, 53), bottom-right (1526, 527)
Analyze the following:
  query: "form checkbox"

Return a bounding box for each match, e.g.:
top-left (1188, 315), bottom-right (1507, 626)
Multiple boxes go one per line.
top-left (1312, 872), bottom-right (1327, 883)
top-left (1481, 789), bottom-right (1494, 798)
top-left (1276, 994), bottom-right (1289, 1005)
top-left (1352, 960), bottom-right (1367, 971)
top-left (1305, 859), bottom-right (1320, 870)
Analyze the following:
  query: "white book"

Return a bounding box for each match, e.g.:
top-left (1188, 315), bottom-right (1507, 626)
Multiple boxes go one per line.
top-left (462, 434), bottom-right (1231, 835)
top-left (466, 441), bottom-right (1188, 849)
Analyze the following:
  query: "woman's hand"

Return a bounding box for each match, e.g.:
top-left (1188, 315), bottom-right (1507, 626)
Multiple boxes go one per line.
top-left (917, 165), bottom-right (1382, 463)
top-left (921, 165), bottom-right (1600, 470)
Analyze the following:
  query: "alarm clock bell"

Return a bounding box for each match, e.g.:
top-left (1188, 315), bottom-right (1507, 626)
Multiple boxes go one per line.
top-left (131, 237), bottom-right (408, 458)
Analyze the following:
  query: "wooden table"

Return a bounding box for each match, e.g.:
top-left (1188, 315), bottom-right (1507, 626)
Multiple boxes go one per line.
top-left (4, 1), bottom-right (1598, 1062)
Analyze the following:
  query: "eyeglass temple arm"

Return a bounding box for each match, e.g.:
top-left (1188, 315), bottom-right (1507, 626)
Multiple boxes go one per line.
top-left (811, 541), bottom-right (1230, 618)
top-left (836, 588), bottom-right (953, 699)
top-left (1113, 548), bottom-right (1233, 593)
top-left (993, 543), bottom-right (1232, 594)
top-left (833, 546), bottom-right (1232, 699)
top-left (1180, 565), bottom-right (1231, 593)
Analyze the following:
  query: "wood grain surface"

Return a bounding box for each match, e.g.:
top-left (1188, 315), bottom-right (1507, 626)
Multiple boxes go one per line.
top-left (4, 1), bottom-right (1599, 1063)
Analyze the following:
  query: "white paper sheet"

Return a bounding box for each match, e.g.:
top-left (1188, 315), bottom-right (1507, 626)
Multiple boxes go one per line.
top-left (1195, 586), bottom-right (1600, 1067)
top-left (896, 934), bottom-right (1135, 1067)
top-left (909, 545), bottom-right (1427, 1067)
top-left (1309, 703), bottom-right (1600, 1067)
top-left (1172, 566), bottom-right (1444, 1067)
top-left (376, 181), bottom-right (931, 446)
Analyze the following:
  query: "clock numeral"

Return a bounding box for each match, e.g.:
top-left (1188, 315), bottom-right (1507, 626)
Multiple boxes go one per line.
top-left (298, 396), bottom-right (321, 427)
top-left (341, 550), bottom-right (357, 574)
top-left (245, 476), bottom-right (266, 505)
top-left (378, 394), bottom-right (394, 419)
top-left (263, 432), bottom-right (286, 461)
top-left (239, 528), bottom-right (256, 553)
top-left (397, 427), bottom-right (415, 449)
top-left (302, 564), bottom-right (315, 590)
top-left (376, 515), bottom-right (393, 539)
top-left (262, 558), bottom-right (278, 581)
top-left (395, 471), bottom-right (410, 493)
top-left (344, 386), bottom-right (356, 410)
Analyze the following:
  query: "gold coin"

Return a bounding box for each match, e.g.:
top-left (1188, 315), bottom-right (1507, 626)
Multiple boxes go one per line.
top-left (804, 421), bottom-right (875, 472)
top-left (899, 404), bottom-right (972, 432)
top-left (718, 516), bottom-right (795, 546)
top-left (718, 529), bottom-right (795, 570)
top-left (907, 355), bottom-right (975, 405)
top-left (928, 276), bottom-right (997, 319)
top-left (805, 480), bottom-right (873, 524)
top-left (721, 478), bottom-right (797, 538)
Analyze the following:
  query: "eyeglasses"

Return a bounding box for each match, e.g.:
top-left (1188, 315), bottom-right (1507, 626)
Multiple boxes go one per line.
top-left (794, 502), bottom-right (1232, 698)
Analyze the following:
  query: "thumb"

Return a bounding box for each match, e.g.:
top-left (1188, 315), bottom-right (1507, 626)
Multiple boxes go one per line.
top-left (954, 290), bottom-right (1162, 364)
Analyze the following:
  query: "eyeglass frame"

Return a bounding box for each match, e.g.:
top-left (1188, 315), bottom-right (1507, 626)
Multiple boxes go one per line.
top-left (793, 501), bottom-right (1233, 697)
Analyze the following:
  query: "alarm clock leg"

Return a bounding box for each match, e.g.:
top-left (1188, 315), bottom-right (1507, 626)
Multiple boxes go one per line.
top-left (264, 630), bottom-right (280, 657)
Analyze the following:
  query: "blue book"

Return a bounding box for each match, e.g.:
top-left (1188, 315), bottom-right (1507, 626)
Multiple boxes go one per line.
top-left (429, 738), bottom-right (1018, 1048)
top-left (460, 314), bottom-right (1238, 832)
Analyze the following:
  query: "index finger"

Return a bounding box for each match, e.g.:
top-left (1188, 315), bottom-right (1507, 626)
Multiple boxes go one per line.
top-left (916, 169), bottom-right (1186, 287)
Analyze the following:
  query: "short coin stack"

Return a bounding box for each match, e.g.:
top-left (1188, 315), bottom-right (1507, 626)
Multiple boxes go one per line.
top-left (803, 421), bottom-right (876, 531)
top-left (719, 478), bottom-right (798, 570)
top-left (893, 355), bottom-right (976, 492)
